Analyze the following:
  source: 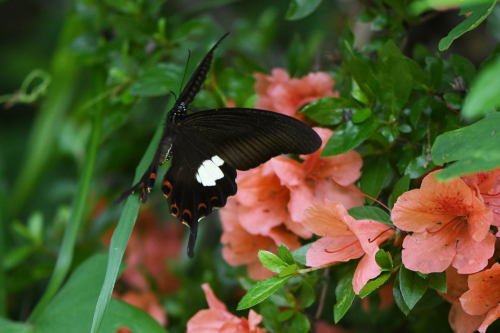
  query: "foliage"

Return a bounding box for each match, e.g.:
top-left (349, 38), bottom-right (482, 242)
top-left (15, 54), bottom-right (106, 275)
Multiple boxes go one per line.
top-left (1, 0), bottom-right (500, 332)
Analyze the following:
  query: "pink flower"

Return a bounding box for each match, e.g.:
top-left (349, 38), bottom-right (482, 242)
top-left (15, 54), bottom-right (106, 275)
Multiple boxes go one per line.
top-left (113, 290), bottom-right (167, 326)
top-left (222, 127), bottom-right (364, 241)
top-left (302, 200), bottom-right (393, 294)
top-left (220, 200), bottom-right (301, 280)
top-left (254, 68), bottom-right (337, 118)
top-left (460, 263), bottom-right (500, 332)
top-left (463, 167), bottom-right (500, 227)
top-left (392, 170), bottom-right (495, 274)
top-left (187, 283), bottom-right (266, 333)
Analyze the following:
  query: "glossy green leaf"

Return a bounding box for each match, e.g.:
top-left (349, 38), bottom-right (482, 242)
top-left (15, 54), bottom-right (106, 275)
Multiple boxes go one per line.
top-left (291, 312), bottom-right (311, 333)
top-left (361, 155), bottom-right (390, 204)
top-left (359, 273), bottom-right (391, 298)
top-left (450, 54), bottom-right (476, 87)
top-left (277, 244), bottom-right (295, 265)
top-left (431, 112), bottom-right (500, 180)
top-left (439, 0), bottom-right (497, 51)
top-left (399, 265), bottom-right (427, 310)
top-left (389, 174), bottom-right (410, 209)
top-left (129, 63), bottom-right (182, 96)
top-left (352, 108), bottom-right (372, 123)
top-left (375, 250), bottom-right (393, 271)
top-left (0, 318), bottom-right (32, 333)
top-left (301, 97), bottom-right (358, 125)
top-left (35, 254), bottom-right (166, 333)
top-left (374, 41), bottom-right (412, 116)
top-left (285, 0), bottom-right (323, 20)
top-left (393, 271), bottom-right (410, 315)
top-left (347, 206), bottom-right (393, 226)
top-left (292, 244), bottom-right (312, 265)
top-left (259, 250), bottom-right (289, 273)
top-left (409, 95), bottom-right (431, 127)
top-left (428, 271), bottom-right (447, 293)
top-left (300, 283), bottom-right (316, 309)
top-left (463, 56), bottom-right (500, 119)
top-left (405, 144), bottom-right (436, 179)
top-left (279, 264), bottom-right (297, 277)
top-left (334, 264), bottom-right (356, 323)
top-left (322, 118), bottom-right (379, 157)
top-left (237, 276), bottom-right (292, 310)
top-left (278, 309), bottom-right (295, 322)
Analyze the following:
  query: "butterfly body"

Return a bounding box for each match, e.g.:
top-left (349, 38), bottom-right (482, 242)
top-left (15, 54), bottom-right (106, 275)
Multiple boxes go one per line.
top-left (116, 33), bottom-right (322, 258)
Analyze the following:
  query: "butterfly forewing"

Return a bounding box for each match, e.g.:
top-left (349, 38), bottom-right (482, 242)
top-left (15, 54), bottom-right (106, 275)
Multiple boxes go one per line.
top-left (177, 108), bottom-right (322, 170)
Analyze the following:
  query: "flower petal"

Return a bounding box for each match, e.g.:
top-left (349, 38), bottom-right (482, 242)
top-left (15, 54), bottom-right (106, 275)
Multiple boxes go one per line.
top-left (353, 253), bottom-right (382, 294)
top-left (306, 235), bottom-right (364, 267)
top-left (453, 227), bottom-right (495, 274)
top-left (302, 201), bottom-right (355, 238)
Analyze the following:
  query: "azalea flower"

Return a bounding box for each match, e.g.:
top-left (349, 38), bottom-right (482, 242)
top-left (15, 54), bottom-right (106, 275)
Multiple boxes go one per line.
top-left (102, 210), bottom-right (183, 293)
top-left (463, 167), bottom-right (500, 227)
top-left (113, 290), bottom-right (167, 326)
top-left (254, 68), bottom-right (338, 118)
top-left (187, 283), bottom-right (266, 333)
top-left (220, 199), bottom-right (301, 280)
top-left (460, 263), bottom-right (500, 332)
top-left (302, 200), bottom-right (393, 294)
top-left (392, 170), bottom-right (495, 274)
top-left (438, 267), bottom-right (484, 333)
top-left (222, 127), bottom-right (364, 241)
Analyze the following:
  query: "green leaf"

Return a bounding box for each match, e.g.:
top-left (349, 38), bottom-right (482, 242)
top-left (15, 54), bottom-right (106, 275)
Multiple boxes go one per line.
top-left (285, 0), bottom-right (323, 20)
top-left (277, 244), bottom-right (295, 265)
top-left (237, 276), bottom-right (292, 310)
top-left (345, 43), bottom-right (376, 101)
top-left (347, 206), bottom-right (393, 226)
top-left (443, 92), bottom-right (463, 110)
top-left (409, 95), bottom-right (431, 127)
top-left (334, 264), bottom-right (356, 323)
top-left (300, 283), bottom-right (316, 309)
top-left (301, 97), bottom-right (358, 125)
top-left (389, 174), bottom-right (410, 209)
top-left (322, 118), bottom-right (379, 157)
top-left (359, 272), bottom-right (391, 298)
top-left (431, 112), bottom-right (500, 180)
top-left (129, 63), bottom-right (182, 96)
top-left (399, 265), bottom-right (427, 310)
top-left (450, 54), bottom-right (476, 87)
top-left (463, 56), bottom-right (500, 119)
top-left (405, 144), bottom-right (436, 179)
top-left (292, 244), bottom-right (312, 265)
top-left (374, 41), bottom-right (412, 116)
top-left (35, 254), bottom-right (166, 333)
top-left (278, 309), bottom-right (295, 322)
top-left (352, 108), bottom-right (372, 123)
top-left (218, 68), bottom-right (256, 107)
top-left (279, 264), bottom-right (297, 277)
top-left (375, 250), bottom-right (393, 271)
top-left (393, 270), bottom-right (410, 315)
top-left (0, 318), bottom-right (33, 333)
top-left (291, 312), bottom-right (311, 333)
top-left (439, 0), bottom-right (497, 51)
top-left (259, 250), bottom-right (289, 274)
top-left (428, 271), bottom-right (447, 293)
top-left (361, 155), bottom-right (390, 204)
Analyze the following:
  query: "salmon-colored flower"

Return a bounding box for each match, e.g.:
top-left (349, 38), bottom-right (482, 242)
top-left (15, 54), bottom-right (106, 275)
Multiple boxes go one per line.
top-left (438, 266), bottom-right (484, 333)
top-left (102, 210), bottom-right (183, 294)
top-left (392, 170), bottom-right (495, 274)
top-left (222, 127), bottom-right (364, 241)
top-left (463, 167), bottom-right (500, 227)
top-left (220, 200), bottom-right (301, 280)
top-left (254, 68), bottom-right (337, 118)
top-left (302, 200), bottom-right (393, 294)
top-left (187, 283), bottom-right (266, 333)
top-left (113, 290), bottom-right (167, 326)
top-left (460, 263), bottom-right (500, 332)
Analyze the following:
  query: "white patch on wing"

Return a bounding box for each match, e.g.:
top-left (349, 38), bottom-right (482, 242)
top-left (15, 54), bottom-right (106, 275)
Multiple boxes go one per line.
top-left (196, 156), bottom-right (224, 186)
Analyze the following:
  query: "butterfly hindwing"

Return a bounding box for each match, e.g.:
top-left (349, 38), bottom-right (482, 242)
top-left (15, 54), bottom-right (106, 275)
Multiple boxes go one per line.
top-left (177, 108), bottom-right (322, 170)
top-left (161, 133), bottom-right (237, 258)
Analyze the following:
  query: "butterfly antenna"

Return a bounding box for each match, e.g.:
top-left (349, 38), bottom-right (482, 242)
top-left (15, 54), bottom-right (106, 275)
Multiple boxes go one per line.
top-left (169, 90), bottom-right (178, 102)
top-left (179, 49), bottom-right (191, 97)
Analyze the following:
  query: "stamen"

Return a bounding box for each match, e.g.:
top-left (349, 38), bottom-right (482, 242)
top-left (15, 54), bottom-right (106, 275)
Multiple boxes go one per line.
top-left (426, 217), bottom-right (461, 235)
top-left (368, 228), bottom-right (393, 243)
top-left (330, 177), bottom-right (391, 212)
top-left (324, 240), bottom-right (359, 253)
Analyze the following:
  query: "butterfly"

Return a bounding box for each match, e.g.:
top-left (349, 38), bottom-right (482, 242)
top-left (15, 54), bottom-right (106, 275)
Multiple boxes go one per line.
top-left (115, 33), bottom-right (322, 258)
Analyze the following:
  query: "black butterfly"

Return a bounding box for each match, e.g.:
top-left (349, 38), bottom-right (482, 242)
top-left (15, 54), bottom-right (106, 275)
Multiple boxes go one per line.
top-left (115, 33), bottom-right (322, 258)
